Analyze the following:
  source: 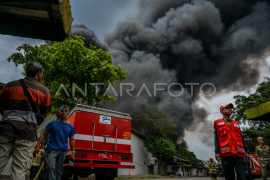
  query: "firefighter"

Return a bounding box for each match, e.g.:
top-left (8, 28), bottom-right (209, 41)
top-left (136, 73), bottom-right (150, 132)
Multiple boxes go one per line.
top-left (214, 103), bottom-right (249, 180)
top-left (208, 157), bottom-right (217, 180)
top-left (30, 144), bottom-right (44, 180)
top-left (255, 137), bottom-right (270, 180)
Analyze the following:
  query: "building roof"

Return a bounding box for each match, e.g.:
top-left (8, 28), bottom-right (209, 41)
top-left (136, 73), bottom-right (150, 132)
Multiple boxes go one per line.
top-left (165, 162), bottom-right (184, 165)
top-left (131, 128), bottom-right (146, 139)
top-left (0, 0), bottom-right (72, 41)
top-left (165, 156), bottom-right (191, 166)
top-left (172, 156), bottom-right (190, 163)
top-left (245, 98), bottom-right (270, 121)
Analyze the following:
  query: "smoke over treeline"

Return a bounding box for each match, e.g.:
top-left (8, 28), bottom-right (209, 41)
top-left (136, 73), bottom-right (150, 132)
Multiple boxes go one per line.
top-left (48, 0), bottom-right (270, 146)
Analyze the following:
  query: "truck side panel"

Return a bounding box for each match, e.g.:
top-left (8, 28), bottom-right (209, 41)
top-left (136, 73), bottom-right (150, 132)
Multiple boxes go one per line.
top-left (250, 154), bottom-right (262, 177)
top-left (69, 110), bottom-right (131, 153)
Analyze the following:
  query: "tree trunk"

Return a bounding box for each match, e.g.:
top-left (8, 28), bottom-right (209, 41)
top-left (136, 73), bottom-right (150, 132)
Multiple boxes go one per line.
top-left (157, 158), bottom-right (162, 175)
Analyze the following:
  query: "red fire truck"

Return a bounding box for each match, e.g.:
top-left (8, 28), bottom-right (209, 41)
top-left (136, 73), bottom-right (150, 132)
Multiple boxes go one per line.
top-left (62, 104), bottom-right (135, 180)
top-left (249, 154), bottom-right (262, 178)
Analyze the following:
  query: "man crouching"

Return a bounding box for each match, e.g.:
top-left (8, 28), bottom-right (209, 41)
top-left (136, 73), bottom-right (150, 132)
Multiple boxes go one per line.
top-left (35, 105), bottom-right (76, 180)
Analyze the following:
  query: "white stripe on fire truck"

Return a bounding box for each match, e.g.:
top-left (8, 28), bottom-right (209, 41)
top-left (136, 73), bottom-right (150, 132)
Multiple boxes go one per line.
top-left (74, 134), bottom-right (131, 145)
top-left (252, 157), bottom-right (260, 166)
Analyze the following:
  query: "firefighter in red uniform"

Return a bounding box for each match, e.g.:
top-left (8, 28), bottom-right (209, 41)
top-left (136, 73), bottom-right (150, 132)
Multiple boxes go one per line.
top-left (214, 103), bottom-right (249, 180)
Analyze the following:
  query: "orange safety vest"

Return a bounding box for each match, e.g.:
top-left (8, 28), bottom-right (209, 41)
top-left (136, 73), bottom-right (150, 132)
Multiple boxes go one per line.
top-left (214, 119), bottom-right (246, 157)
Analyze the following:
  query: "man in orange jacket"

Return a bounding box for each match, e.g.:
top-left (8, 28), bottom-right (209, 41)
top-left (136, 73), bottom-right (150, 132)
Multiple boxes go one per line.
top-left (214, 103), bottom-right (249, 180)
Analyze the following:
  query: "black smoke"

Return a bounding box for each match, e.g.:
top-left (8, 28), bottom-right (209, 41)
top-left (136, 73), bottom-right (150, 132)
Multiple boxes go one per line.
top-left (71, 24), bottom-right (108, 51)
top-left (45, 24), bottom-right (108, 51)
top-left (103, 0), bottom-right (270, 146)
top-left (51, 0), bottom-right (270, 146)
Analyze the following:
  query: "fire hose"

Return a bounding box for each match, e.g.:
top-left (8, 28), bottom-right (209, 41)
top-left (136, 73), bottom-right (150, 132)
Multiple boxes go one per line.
top-left (33, 162), bottom-right (44, 180)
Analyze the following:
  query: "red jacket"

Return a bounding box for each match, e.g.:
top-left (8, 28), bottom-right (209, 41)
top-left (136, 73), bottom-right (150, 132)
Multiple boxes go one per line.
top-left (214, 119), bottom-right (246, 157)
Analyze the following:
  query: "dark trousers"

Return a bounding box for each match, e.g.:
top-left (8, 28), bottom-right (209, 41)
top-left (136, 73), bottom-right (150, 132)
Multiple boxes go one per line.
top-left (30, 166), bottom-right (40, 178)
top-left (246, 162), bottom-right (252, 180)
top-left (44, 150), bottom-right (67, 180)
top-left (222, 154), bottom-right (246, 180)
top-left (211, 173), bottom-right (217, 179)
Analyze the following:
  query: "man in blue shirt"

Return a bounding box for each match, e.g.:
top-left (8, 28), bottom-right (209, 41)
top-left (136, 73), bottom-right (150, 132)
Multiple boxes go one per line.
top-left (35, 105), bottom-right (76, 180)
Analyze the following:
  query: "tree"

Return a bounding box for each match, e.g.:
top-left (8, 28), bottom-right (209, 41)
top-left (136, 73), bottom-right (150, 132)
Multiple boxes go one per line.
top-left (8, 35), bottom-right (128, 114)
top-left (175, 147), bottom-right (199, 168)
top-left (144, 136), bottom-right (176, 175)
top-left (187, 152), bottom-right (199, 168)
top-left (232, 77), bottom-right (270, 152)
top-left (232, 77), bottom-right (270, 124)
top-left (130, 104), bottom-right (176, 138)
top-left (175, 146), bottom-right (189, 160)
top-left (241, 124), bottom-right (270, 153)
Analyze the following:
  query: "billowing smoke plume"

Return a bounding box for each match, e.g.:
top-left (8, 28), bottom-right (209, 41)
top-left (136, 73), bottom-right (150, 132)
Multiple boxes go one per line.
top-left (45, 24), bottom-right (108, 50)
top-left (103, 0), bottom-right (270, 146)
top-left (71, 24), bottom-right (108, 51)
top-left (55, 0), bottom-right (270, 146)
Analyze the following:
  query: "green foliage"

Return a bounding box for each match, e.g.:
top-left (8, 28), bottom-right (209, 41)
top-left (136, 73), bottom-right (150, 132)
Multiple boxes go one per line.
top-left (144, 136), bottom-right (176, 160)
top-left (144, 136), bottom-right (176, 174)
top-left (232, 77), bottom-right (270, 125)
top-left (242, 124), bottom-right (270, 153)
top-left (7, 35), bottom-right (128, 114)
top-left (175, 146), bottom-right (189, 160)
top-left (187, 152), bottom-right (199, 168)
top-left (131, 104), bottom-right (176, 138)
top-left (232, 77), bottom-right (270, 152)
top-left (175, 147), bottom-right (199, 167)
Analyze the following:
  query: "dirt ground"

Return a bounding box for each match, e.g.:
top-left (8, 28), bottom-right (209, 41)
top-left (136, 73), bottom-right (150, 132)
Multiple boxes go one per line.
top-left (79, 178), bottom-right (225, 180)
top-left (79, 177), bottom-right (226, 180)
top-left (0, 173), bottom-right (30, 180)
top-left (0, 175), bottom-right (224, 180)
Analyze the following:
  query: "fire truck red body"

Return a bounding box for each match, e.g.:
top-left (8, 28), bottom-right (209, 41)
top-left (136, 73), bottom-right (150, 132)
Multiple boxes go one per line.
top-left (62, 104), bottom-right (135, 180)
top-left (249, 154), bottom-right (262, 177)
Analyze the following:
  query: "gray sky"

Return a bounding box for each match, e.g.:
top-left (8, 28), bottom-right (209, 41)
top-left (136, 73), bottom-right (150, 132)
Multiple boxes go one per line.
top-left (0, 0), bottom-right (269, 161)
top-left (0, 0), bottom-right (136, 84)
top-left (0, 35), bottom-right (42, 83)
top-left (70, 0), bottom-right (136, 42)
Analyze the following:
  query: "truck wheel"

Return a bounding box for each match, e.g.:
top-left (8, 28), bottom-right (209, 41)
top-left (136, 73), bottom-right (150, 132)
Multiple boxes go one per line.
top-left (94, 168), bottom-right (117, 180)
top-left (73, 174), bottom-right (79, 180)
top-left (74, 167), bottom-right (94, 178)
